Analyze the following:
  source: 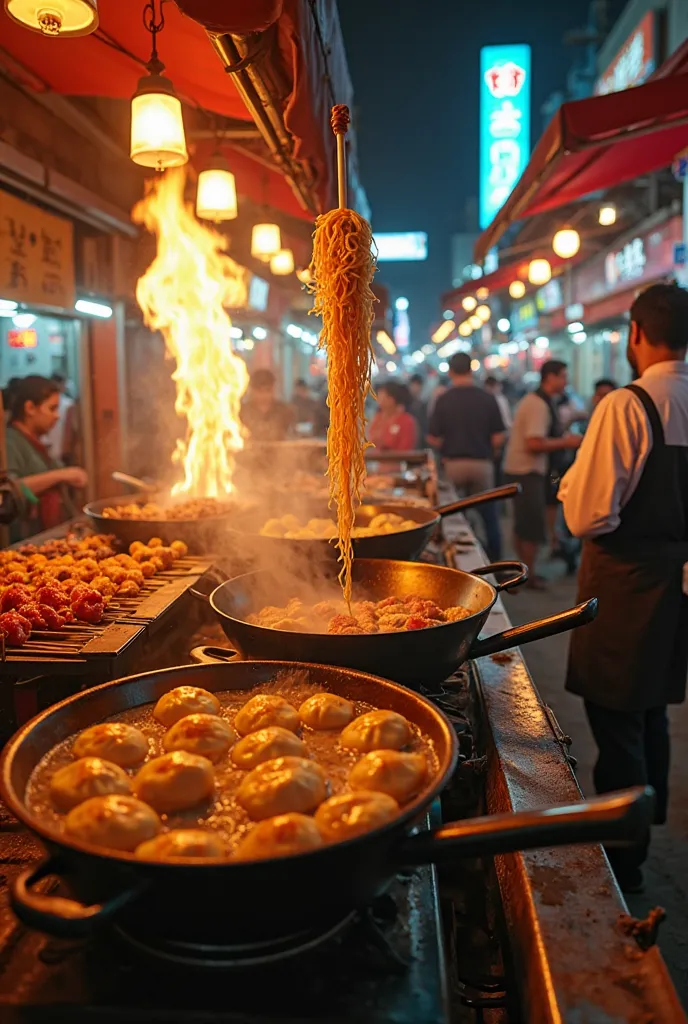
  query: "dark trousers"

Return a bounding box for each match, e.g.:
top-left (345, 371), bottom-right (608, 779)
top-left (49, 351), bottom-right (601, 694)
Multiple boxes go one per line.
top-left (584, 700), bottom-right (669, 877)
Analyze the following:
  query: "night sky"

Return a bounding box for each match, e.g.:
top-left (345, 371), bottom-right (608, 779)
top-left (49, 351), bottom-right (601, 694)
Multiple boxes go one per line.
top-left (338, 0), bottom-right (598, 343)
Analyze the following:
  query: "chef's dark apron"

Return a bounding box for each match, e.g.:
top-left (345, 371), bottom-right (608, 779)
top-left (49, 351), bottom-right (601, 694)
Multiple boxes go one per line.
top-left (566, 384), bottom-right (688, 713)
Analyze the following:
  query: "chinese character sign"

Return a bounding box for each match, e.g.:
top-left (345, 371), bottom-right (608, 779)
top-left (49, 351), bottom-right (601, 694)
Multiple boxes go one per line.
top-left (0, 191), bottom-right (75, 309)
top-left (595, 12), bottom-right (655, 95)
top-left (479, 44), bottom-right (531, 231)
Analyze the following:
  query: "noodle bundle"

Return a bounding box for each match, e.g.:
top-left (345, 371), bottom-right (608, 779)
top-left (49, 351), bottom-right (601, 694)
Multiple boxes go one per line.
top-left (310, 207), bottom-right (376, 605)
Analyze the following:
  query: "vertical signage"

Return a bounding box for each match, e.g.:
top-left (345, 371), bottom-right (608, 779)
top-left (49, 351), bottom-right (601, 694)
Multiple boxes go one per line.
top-left (479, 44), bottom-right (531, 231)
top-left (0, 190), bottom-right (75, 308)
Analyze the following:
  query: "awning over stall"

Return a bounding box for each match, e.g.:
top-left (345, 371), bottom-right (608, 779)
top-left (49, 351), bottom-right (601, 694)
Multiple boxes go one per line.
top-left (475, 68), bottom-right (688, 262)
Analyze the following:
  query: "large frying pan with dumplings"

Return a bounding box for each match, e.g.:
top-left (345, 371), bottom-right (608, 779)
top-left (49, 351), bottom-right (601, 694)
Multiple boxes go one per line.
top-left (197, 558), bottom-right (598, 686)
top-left (2, 660), bottom-right (652, 947)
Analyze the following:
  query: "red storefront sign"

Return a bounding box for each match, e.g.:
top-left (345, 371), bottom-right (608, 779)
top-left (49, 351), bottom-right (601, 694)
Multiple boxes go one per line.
top-left (573, 216), bottom-right (682, 309)
top-left (595, 11), bottom-right (656, 96)
top-left (7, 329), bottom-right (37, 349)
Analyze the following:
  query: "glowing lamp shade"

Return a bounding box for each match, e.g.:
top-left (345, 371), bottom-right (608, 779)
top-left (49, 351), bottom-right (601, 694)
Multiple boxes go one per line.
top-left (196, 159), bottom-right (238, 222)
top-left (528, 259), bottom-right (551, 286)
top-left (599, 204), bottom-right (617, 226)
top-left (469, 314), bottom-right (483, 330)
top-left (270, 248), bottom-right (295, 276)
top-left (475, 304), bottom-right (491, 323)
top-left (458, 322), bottom-right (472, 337)
top-left (476, 286), bottom-right (489, 300)
top-left (251, 223), bottom-right (281, 262)
top-left (4, 0), bottom-right (98, 35)
top-left (461, 296), bottom-right (477, 312)
top-left (552, 228), bottom-right (580, 260)
top-left (130, 76), bottom-right (188, 169)
top-left (509, 280), bottom-right (526, 299)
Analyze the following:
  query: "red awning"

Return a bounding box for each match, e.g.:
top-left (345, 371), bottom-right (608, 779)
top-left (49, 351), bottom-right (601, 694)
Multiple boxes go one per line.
top-left (441, 251), bottom-right (577, 309)
top-left (475, 69), bottom-right (688, 262)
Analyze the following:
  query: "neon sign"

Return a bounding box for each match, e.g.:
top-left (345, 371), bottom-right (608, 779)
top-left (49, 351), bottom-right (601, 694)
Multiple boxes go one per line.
top-left (479, 44), bottom-right (531, 231)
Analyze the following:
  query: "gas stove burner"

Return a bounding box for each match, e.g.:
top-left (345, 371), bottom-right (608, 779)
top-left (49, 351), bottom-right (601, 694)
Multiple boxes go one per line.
top-left (113, 910), bottom-right (358, 971)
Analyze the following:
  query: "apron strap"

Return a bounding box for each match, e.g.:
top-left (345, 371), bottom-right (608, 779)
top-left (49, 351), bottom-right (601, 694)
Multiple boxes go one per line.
top-left (625, 383), bottom-right (665, 446)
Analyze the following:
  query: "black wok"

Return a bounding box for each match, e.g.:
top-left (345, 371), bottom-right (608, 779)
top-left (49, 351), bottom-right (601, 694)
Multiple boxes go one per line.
top-left (82, 495), bottom-right (246, 551)
top-left (199, 558), bottom-right (597, 686)
top-left (235, 483), bottom-right (521, 568)
top-left (1, 661), bottom-right (651, 946)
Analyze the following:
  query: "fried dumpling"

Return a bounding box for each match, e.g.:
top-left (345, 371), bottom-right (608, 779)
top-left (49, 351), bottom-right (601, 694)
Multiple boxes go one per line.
top-left (298, 693), bottom-right (355, 730)
top-left (236, 756), bottom-right (327, 821)
top-left (133, 751), bottom-right (215, 813)
top-left (154, 686), bottom-right (220, 728)
top-left (231, 727), bottom-right (306, 769)
top-left (50, 757), bottom-right (131, 812)
top-left (65, 794), bottom-right (160, 852)
top-left (234, 695), bottom-right (299, 736)
top-left (162, 714), bottom-right (237, 763)
top-left (73, 722), bottom-right (149, 767)
top-left (315, 791), bottom-right (399, 842)
top-left (234, 813), bottom-right (323, 861)
top-left (348, 751), bottom-right (426, 804)
top-left (135, 829), bottom-right (226, 861)
top-left (340, 710), bottom-right (411, 752)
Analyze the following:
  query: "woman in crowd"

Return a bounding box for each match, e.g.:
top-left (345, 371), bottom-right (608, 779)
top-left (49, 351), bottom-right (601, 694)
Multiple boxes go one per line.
top-left (368, 380), bottom-right (418, 452)
top-left (4, 376), bottom-right (87, 540)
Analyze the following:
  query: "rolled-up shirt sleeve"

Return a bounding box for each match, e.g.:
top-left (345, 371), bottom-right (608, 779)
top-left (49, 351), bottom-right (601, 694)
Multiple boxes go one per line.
top-left (558, 390), bottom-right (651, 538)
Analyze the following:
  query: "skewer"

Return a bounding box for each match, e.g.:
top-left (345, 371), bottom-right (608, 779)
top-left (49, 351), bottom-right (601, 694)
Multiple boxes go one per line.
top-left (330, 104), bottom-right (350, 210)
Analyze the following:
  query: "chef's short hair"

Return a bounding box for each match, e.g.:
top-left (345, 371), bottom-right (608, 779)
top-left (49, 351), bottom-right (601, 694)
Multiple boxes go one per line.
top-left (540, 359), bottom-right (567, 381)
top-left (631, 283), bottom-right (688, 350)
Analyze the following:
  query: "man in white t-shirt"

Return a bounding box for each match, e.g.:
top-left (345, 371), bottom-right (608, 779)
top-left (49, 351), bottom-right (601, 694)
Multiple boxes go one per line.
top-left (503, 360), bottom-right (581, 586)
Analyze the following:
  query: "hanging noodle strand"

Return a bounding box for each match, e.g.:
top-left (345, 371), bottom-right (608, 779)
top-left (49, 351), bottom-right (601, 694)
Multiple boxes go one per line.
top-left (310, 207), bottom-right (376, 606)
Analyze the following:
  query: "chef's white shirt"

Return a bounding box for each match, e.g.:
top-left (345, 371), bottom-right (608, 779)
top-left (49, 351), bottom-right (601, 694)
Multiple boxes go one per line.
top-left (558, 360), bottom-right (688, 539)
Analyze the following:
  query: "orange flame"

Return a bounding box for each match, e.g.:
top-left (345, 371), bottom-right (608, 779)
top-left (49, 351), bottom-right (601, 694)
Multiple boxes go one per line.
top-left (133, 169), bottom-right (249, 497)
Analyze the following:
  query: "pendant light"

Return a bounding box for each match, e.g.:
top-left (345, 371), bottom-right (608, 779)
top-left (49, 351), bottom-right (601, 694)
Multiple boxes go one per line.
top-left (552, 227), bottom-right (580, 260)
top-left (461, 295), bottom-right (477, 312)
top-left (4, 0), bottom-right (98, 35)
top-left (251, 223), bottom-right (281, 262)
top-left (509, 280), bottom-right (526, 299)
top-left (475, 304), bottom-right (491, 323)
top-left (270, 248), bottom-right (294, 276)
top-left (528, 258), bottom-right (551, 285)
top-left (130, 0), bottom-right (187, 170)
top-left (196, 152), bottom-right (238, 222)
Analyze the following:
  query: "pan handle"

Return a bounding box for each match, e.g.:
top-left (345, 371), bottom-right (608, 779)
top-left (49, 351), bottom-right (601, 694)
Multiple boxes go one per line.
top-left (436, 483), bottom-right (521, 519)
top-left (468, 598), bottom-right (598, 659)
top-left (189, 566), bottom-right (230, 605)
top-left (470, 560), bottom-right (528, 593)
top-left (189, 645), bottom-right (241, 665)
top-left (397, 786), bottom-right (654, 865)
top-left (11, 857), bottom-right (143, 938)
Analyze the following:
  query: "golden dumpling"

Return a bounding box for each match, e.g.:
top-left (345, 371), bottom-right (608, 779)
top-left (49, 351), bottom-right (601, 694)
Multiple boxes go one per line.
top-left (50, 757), bottom-right (131, 812)
top-left (65, 794), bottom-right (160, 852)
top-left (234, 813), bottom-right (323, 861)
top-left (234, 695), bottom-right (299, 736)
top-left (231, 727), bottom-right (306, 770)
top-left (340, 710), bottom-right (410, 752)
top-left (236, 756), bottom-right (327, 821)
top-left (154, 686), bottom-right (220, 727)
top-left (133, 751), bottom-right (215, 813)
top-left (349, 751), bottom-right (426, 804)
top-left (73, 722), bottom-right (148, 767)
top-left (315, 791), bottom-right (399, 842)
top-left (162, 714), bottom-right (237, 763)
top-left (299, 693), bottom-right (355, 730)
top-left (135, 829), bottom-right (226, 861)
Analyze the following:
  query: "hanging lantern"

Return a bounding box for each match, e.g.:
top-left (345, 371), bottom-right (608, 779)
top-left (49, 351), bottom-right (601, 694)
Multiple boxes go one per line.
top-left (270, 248), bottom-right (295, 276)
top-left (476, 286), bottom-right (489, 300)
top-left (475, 304), bottom-right (491, 323)
top-left (461, 295), bottom-right (477, 312)
top-left (528, 259), bottom-right (551, 285)
top-left (458, 322), bottom-right (472, 337)
top-left (130, 0), bottom-right (187, 170)
top-left (599, 204), bottom-right (617, 226)
top-left (509, 280), bottom-right (526, 299)
top-left (196, 154), bottom-right (238, 222)
top-left (552, 228), bottom-right (580, 260)
top-left (468, 314), bottom-right (483, 330)
top-left (251, 223), bottom-right (281, 262)
top-left (4, 0), bottom-right (98, 36)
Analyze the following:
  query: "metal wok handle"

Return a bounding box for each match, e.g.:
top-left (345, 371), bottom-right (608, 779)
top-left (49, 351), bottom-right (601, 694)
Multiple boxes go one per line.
top-left (398, 786), bottom-right (654, 865)
top-left (189, 566), bottom-right (230, 605)
top-left (436, 483), bottom-right (521, 519)
top-left (468, 598), bottom-right (598, 659)
top-left (12, 857), bottom-right (143, 938)
top-left (189, 645), bottom-right (241, 664)
top-left (470, 560), bottom-right (528, 593)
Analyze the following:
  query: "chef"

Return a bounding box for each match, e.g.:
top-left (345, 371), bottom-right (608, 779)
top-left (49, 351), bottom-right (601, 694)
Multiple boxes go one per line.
top-left (558, 282), bottom-right (688, 894)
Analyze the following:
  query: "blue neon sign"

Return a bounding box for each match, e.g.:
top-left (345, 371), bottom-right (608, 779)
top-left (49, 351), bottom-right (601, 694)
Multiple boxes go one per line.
top-left (479, 44), bottom-right (531, 230)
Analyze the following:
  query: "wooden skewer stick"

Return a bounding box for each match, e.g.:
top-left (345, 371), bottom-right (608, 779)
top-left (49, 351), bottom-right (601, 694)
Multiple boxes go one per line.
top-left (330, 105), bottom-right (350, 210)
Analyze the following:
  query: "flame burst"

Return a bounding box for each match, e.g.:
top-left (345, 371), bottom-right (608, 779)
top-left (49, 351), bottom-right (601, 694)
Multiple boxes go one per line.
top-left (133, 169), bottom-right (249, 497)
